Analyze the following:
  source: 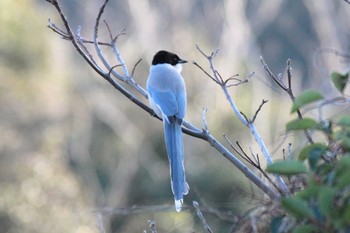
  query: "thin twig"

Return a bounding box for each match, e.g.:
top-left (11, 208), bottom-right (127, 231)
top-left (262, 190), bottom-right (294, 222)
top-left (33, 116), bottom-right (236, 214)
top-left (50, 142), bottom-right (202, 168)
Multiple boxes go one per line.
top-left (193, 201), bottom-right (214, 233)
top-left (103, 20), bottom-right (126, 43)
top-left (48, 19), bottom-right (111, 46)
top-left (251, 99), bottom-right (268, 123)
top-left (223, 136), bottom-right (283, 195)
top-left (260, 56), bottom-right (287, 91)
top-left (108, 64), bottom-right (123, 77)
top-left (192, 60), bottom-right (220, 84)
top-left (131, 58), bottom-right (142, 77)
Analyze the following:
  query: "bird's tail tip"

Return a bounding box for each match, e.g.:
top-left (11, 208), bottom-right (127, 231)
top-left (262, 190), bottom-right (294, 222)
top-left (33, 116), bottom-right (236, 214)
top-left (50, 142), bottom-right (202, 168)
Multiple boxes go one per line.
top-left (175, 199), bottom-right (183, 212)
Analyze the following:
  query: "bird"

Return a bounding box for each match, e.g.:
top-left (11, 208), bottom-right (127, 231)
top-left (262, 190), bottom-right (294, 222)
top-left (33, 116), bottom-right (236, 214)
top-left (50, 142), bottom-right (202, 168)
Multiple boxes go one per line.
top-left (146, 50), bottom-right (189, 212)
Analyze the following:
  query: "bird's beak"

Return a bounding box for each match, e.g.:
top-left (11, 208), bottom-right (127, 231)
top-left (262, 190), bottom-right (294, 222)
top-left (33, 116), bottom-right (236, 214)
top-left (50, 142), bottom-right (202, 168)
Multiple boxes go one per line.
top-left (178, 58), bottom-right (187, 64)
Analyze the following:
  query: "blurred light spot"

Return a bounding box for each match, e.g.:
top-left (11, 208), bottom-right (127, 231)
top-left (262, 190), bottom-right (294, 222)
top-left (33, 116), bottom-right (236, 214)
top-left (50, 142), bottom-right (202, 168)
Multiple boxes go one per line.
top-left (33, 157), bottom-right (53, 181)
top-left (75, 225), bottom-right (94, 233)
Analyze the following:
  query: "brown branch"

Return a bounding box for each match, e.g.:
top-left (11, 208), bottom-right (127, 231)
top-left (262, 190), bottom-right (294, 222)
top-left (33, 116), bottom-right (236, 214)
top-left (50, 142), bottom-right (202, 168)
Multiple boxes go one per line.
top-left (223, 135), bottom-right (284, 195)
top-left (251, 99), bottom-right (268, 123)
top-left (192, 60), bottom-right (221, 85)
top-left (48, 19), bottom-right (111, 47)
top-left (131, 58), bottom-right (142, 78)
top-left (260, 56), bottom-right (314, 144)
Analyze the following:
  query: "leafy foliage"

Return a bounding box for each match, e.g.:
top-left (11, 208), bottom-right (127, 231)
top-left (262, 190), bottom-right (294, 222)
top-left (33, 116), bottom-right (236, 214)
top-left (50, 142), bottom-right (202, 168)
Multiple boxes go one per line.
top-left (266, 71), bottom-right (350, 233)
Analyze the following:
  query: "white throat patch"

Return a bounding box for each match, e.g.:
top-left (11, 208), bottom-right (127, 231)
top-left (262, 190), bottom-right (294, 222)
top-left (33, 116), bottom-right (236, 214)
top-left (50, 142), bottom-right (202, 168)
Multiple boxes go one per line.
top-left (175, 63), bottom-right (183, 73)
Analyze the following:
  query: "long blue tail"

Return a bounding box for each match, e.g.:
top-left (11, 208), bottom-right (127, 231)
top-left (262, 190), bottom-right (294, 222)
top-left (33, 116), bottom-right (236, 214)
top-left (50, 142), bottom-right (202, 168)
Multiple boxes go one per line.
top-left (164, 118), bottom-right (189, 212)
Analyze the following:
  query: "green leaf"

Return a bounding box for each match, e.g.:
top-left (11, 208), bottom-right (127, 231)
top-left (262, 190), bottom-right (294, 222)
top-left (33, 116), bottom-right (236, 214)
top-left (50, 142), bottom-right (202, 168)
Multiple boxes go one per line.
top-left (337, 116), bottom-right (350, 127)
top-left (296, 183), bottom-right (320, 199)
top-left (336, 169), bottom-right (350, 189)
top-left (335, 156), bottom-right (350, 188)
top-left (291, 90), bottom-right (324, 113)
top-left (308, 147), bottom-right (324, 172)
top-left (287, 118), bottom-right (319, 131)
top-left (331, 71), bottom-right (349, 93)
top-left (342, 205), bottom-right (350, 225)
top-left (292, 224), bottom-right (318, 233)
top-left (318, 186), bottom-right (336, 217)
top-left (266, 160), bottom-right (307, 175)
top-left (298, 143), bottom-right (327, 161)
top-left (282, 197), bottom-right (314, 219)
top-left (340, 135), bottom-right (350, 150)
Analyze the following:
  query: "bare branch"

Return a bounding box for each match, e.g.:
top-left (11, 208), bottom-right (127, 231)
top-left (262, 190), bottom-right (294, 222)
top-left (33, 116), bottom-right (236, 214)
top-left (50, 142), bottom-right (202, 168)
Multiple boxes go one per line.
top-left (193, 201), bottom-right (214, 233)
top-left (103, 20), bottom-right (126, 43)
top-left (251, 99), bottom-right (268, 123)
top-left (48, 19), bottom-right (112, 46)
top-left (131, 58), bottom-right (142, 78)
top-left (108, 64), bottom-right (123, 77)
top-left (192, 60), bottom-right (220, 85)
top-left (260, 56), bottom-right (287, 91)
top-left (225, 75), bottom-right (249, 88)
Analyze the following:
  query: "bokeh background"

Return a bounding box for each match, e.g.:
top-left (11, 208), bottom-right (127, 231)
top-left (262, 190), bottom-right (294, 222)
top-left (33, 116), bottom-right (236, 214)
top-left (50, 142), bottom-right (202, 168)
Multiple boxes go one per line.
top-left (1, 0), bottom-right (350, 232)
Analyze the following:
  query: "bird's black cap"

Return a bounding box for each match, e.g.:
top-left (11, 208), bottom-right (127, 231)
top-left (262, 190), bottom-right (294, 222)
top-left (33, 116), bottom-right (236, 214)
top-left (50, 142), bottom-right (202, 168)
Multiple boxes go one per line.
top-left (152, 50), bottom-right (187, 66)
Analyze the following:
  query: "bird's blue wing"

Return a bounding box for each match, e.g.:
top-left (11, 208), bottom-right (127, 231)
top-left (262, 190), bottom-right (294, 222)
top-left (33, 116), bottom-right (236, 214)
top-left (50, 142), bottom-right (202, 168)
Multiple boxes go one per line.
top-left (148, 86), bottom-right (178, 118)
top-left (175, 92), bottom-right (186, 120)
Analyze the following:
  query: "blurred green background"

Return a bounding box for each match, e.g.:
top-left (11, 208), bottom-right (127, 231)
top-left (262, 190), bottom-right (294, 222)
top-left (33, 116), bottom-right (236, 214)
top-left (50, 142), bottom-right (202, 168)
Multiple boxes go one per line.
top-left (1, 0), bottom-right (349, 232)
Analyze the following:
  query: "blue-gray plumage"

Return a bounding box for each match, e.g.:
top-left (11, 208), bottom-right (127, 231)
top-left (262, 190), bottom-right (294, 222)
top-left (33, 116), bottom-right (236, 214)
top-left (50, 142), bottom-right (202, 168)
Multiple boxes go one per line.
top-left (146, 50), bottom-right (189, 212)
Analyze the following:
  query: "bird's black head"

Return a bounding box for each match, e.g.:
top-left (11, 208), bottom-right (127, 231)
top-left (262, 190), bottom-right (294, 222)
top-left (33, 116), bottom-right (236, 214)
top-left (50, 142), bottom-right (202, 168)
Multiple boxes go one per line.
top-left (152, 50), bottom-right (187, 66)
